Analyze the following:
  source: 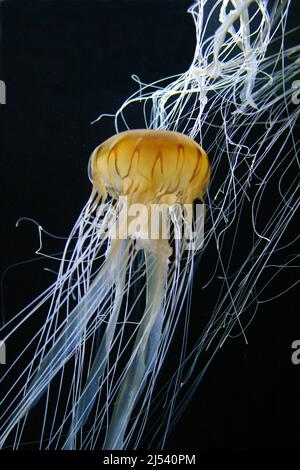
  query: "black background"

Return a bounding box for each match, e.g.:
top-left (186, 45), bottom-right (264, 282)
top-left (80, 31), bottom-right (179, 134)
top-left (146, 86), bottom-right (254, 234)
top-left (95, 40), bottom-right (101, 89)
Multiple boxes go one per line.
top-left (0, 0), bottom-right (299, 451)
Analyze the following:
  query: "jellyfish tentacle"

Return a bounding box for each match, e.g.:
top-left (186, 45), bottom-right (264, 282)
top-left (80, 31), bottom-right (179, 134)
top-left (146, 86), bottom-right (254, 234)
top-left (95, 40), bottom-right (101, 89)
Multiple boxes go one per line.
top-left (0, 238), bottom-right (125, 449)
top-left (103, 241), bottom-right (170, 450)
top-left (63, 239), bottom-right (129, 450)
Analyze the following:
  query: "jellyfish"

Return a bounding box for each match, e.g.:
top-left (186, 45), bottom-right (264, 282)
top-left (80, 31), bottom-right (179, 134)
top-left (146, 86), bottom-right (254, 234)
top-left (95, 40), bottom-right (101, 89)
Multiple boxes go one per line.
top-left (0, 130), bottom-right (210, 449)
top-left (0, 0), bottom-right (299, 450)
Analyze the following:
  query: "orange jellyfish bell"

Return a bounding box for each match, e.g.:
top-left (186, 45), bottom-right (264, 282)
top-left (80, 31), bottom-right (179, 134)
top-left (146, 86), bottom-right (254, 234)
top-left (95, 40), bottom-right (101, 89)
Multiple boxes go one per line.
top-left (89, 129), bottom-right (210, 206)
